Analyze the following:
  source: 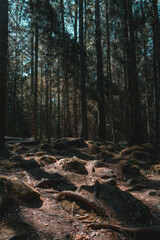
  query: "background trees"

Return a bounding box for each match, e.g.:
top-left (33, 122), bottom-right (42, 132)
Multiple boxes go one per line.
top-left (2, 0), bottom-right (160, 146)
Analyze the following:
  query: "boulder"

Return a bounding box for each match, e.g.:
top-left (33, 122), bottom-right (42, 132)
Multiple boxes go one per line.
top-left (64, 138), bottom-right (88, 148)
top-left (36, 152), bottom-right (46, 156)
top-left (38, 155), bottom-right (57, 166)
top-left (131, 150), bottom-right (149, 160)
top-left (119, 160), bottom-right (140, 176)
top-left (103, 178), bottom-right (117, 187)
top-left (93, 160), bottom-right (108, 168)
top-left (62, 157), bottom-right (88, 175)
top-left (54, 142), bottom-right (68, 150)
top-left (126, 178), bottom-right (138, 186)
top-left (0, 175), bottom-right (42, 207)
top-left (98, 183), bottom-right (153, 225)
top-left (16, 146), bottom-right (29, 154)
top-left (23, 158), bottom-right (40, 168)
top-left (36, 176), bottom-right (77, 191)
top-left (90, 145), bottom-right (100, 154)
top-left (151, 164), bottom-right (160, 174)
top-left (120, 143), bottom-right (158, 157)
top-left (40, 143), bottom-right (52, 150)
top-left (142, 143), bottom-right (159, 154)
top-left (24, 152), bottom-right (35, 157)
top-left (146, 189), bottom-right (160, 197)
top-left (120, 145), bottom-right (144, 156)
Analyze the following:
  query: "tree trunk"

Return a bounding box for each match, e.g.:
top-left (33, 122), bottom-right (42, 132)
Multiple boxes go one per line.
top-left (0, 0), bottom-right (8, 150)
top-left (153, 0), bottom-right (160, 142)
top-left (79, 0), bottom-right (88, 139)
top-left (105, 0), bottom-right (116, 144)
top-left (126, 0), bottom-right (144, 145)
top-left (95, 0), bottom-right (106, 139)
top-left (122, 0), bottom-right (130, 143)
top-left (73, 0), bottom-right (78, 137)
top-left (33, 2), bottom-right (39, 139)
top-left (61, 0), bottom-right (71, 137)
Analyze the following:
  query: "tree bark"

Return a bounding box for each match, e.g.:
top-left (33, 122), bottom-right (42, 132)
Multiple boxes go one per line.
top-left (79, 0), bottom-right (88, 139)
top-left (33, 1), bottom-right (39, 139)
top-left (73, 0), bottom-right (79, 137)
top-left (153, 0), bottom-right (160, 142)
top-left (126, 0), bottom-right (144, 145)
top-left (95, 0), bottom-right (106, 139)
top-left (61, 0), bottom-right (72, 137)
top-left (0, 0), bottom-right (8, 150)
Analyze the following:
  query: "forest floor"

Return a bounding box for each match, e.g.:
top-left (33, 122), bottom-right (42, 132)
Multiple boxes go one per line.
top-left (0, 138), bottom-right (160, 240)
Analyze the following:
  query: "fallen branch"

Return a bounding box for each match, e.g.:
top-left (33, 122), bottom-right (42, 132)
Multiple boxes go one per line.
top-left (55, 191), bottom-right (107, 218)
top-left (88, 223), bottom-right (160, 240)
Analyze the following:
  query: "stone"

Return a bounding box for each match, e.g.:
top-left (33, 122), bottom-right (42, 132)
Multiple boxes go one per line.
top-left (103, 178), bottom-right (117, 187)
top-left (24, 152), bottom-right (35, 157)
top-left (40, 143), bottom-right (52, 150)
top-left (142, 143), bottom-right (159, 154)
top-left (119, 146), bottom-right (144, 156)
top-left (7, 233), bottom-right (31, 240)
top-left (128, 184), bottom-right (145, 192)
top-left (16, 146), bottom-right (29, 154)
top-left (62, 158), bottom-right (88, 175)
top-left (54, 142), bottom-right (68, 150)
top-left (36, 152), bottom-right (46, 156)
top-left (132, 150), bottom-right (149, 160)
top-left (36, 175), bottom-right (77, 191)
top-left (90, 145), bottom-right (100, 154)
top-left (146, 190), bottom-right (160, 197)
top-left (38, 155), bottom-right (57, 166)
top-left (97, 183), bottom-right (153, 225)
top-left (23, 158), bottom-right (40, 168)
top-left (93, 160), bottom-right (108, 168)
top-left (0, 175), bottom-right (42, 207)
top-left (151, 164), bottom-right (160, 174)
top-left (65, 138), bottom-right (88, 148)
top-left (119, 160), bottom-right (140, 176)
top-left (126, 178), bottom-right (138, 186)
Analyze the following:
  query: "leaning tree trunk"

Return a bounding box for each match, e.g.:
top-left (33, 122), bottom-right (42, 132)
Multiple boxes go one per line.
top-left (0, 0), bottom-right (8, 150)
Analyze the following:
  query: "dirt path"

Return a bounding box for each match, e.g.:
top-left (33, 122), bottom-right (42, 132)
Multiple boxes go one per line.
top-left (0, 139), bottom-right (160, 240)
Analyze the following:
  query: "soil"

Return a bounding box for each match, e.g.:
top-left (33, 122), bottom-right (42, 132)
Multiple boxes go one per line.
top-left (0, 139), bottom-right (160, 240)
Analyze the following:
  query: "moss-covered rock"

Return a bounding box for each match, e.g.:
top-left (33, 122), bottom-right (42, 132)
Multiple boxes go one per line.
top-left (131, 150), bottom-right (149, 160)
top-left (64, 138), bottom-right (88, 148)
top-left (99, 150), bottom-right (113, 159)
top-left (90, 144), bottom-right (100, 154)
top-left (120, 146), bottom-right (144, 156)
top-left (93, 160), bottom-right (108, 168)
top-left (120, 143), bottom-right (158, 158)
top-left (150, 164), bottom-right (160, 174)
top-left (38, 155), bottom-right (57, 166)
top-left (142, 143), bottom-right (159, 154)
top-left (40, 143), bottom-right (52, 150)
top-left (119, 160), bottom-right (140, 176)
top-left (0, 176), bottom-right (42, 206)
top-left (62, 157), bottom-right (88, 175)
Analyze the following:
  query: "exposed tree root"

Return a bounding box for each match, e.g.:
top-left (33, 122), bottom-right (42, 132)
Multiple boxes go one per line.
top-left (88, 223), bottom-right (160, 240)
top-left (55, 191), bottom-right (107, 218)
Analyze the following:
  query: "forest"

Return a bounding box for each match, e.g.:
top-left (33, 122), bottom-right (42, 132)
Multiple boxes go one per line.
top-left (0, 0), bottom-right (159, 148)
top-left (1, 0), bottom-right (160, 240)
